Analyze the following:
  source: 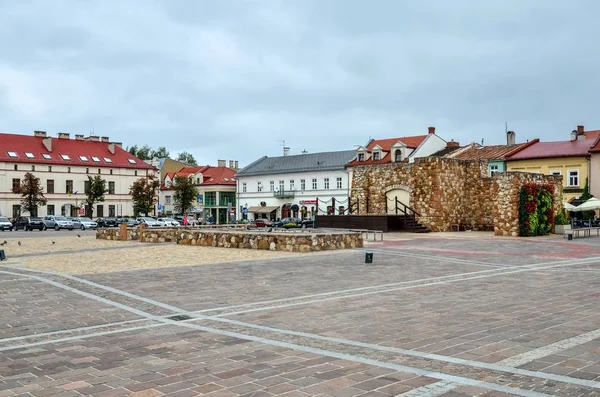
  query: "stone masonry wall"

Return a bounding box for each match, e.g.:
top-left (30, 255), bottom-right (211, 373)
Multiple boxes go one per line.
top-left (351, 157), bottom-right (563, 236)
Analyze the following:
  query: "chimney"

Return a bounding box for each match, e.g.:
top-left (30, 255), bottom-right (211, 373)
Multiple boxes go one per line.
top-left (217, 159), bottom-right (226, 167)
top-left (34, 130), bottom-right (46, 137)
top-left (506, 131), bottom-right (516, 146)
top-left (428, 126), bottom-right (436, 135)
top-left (229, 160), bottom-right (234, 168)
top-left (87, 136), bottom-right (100, 142)
top-left (446, 139), bottom-right (460, 148)
top-left (283, 147), bottom-right (290, 156)
top-left (101, 136), bottom-right (110, 143)
top-left (75, 134), bottom-right (84, 140)
top-left (42, 137), bottom-right (52, 152)
top-left (234, 161), bottom-right (238, 169)
top-left (58, 132), bottom-right (70, 139)
top-left (112, 142), bottom-right (122, 148)
top-left (108, 143), bottom-right (115, 154)
top-left (577, 125), bottom-right (584, 134)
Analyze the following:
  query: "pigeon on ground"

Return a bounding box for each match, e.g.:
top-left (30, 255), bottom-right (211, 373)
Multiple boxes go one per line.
top-left (0, 241), bottom-right (6, 246)
top-left (77, 234), bottom-right (81, 238)
top-left (18, 241), bottom-right (21, 246)
top-left (51, 241), bottom-right (55, 245)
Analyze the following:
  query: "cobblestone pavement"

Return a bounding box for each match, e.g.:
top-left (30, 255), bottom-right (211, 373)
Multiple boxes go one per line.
top-left (2, 234), bottom-right (600, 396)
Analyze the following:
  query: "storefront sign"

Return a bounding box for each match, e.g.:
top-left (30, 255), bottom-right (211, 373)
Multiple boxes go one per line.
top-left (299, 200), bottom-right (317, 205)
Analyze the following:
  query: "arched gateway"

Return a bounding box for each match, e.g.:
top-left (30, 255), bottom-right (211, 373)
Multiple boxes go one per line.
top-left (385, 186), bottom-right (411, 214)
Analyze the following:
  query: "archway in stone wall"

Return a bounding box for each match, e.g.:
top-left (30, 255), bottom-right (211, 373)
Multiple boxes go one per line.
top-left (385, 187), bottom-right (411, 214)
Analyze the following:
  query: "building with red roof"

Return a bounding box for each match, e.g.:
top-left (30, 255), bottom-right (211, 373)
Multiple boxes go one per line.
top-left (347, 126), bottom-right (447, 166)
top-left (0, 130), bottom-right (156, 218)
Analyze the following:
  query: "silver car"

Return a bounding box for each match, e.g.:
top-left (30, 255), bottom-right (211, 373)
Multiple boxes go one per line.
top-left (137, 217), bottom-right (165, 227)
top-left (43, 215), bottom-right (74, 231)
top-left (157, 217), bottom-right (180, 227)
top-left (70, 217), bottom-right (98, 230)
top-left (0, 216), bottom-right (13, 231)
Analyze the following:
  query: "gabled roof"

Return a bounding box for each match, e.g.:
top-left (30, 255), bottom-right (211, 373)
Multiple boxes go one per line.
top-left (0, 132), bottom-right (154, 169)
top-left (506, 138), bottom-right (594, 160)
top-left (366, 135), bottom-right (427, 151)
top-left (430, 145), bottom-right (462, 157)
top-left (236, 150), bottom-right (356, 177)
top-left (450, 142), bottom-right (531, 161)
top-left (163, 166), bottom-right (236, 187)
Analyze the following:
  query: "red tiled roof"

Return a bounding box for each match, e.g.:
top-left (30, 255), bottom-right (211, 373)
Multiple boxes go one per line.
top-left (0, 133), bottom-right (154, 169)
top-left (585, 130), bottom-right (600, 140)
top-left (165, 166), bottom-right (236, 186)
top-left (588, 136), bottom-right (600, 153)
top-left (366, 135), bottom-right (427, 151)
top-left (506, 138), bottom-right (595, 160)
top-left (451, 143), bottom-right (530, 161)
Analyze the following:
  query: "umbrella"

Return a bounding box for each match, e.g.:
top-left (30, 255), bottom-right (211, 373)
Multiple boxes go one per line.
top-left (563, 202), bottom-right (577, 211)
top-left (571, 197), bottom-right (600, 212)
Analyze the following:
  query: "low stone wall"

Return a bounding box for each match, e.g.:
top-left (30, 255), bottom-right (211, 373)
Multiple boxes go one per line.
top-left (97, 226), bottom-right (363, 252)
top-left (177, 230), bottom-right (363, 252)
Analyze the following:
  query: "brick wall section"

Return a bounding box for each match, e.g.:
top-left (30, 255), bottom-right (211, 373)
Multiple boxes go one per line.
top-left (350, 157), bottom-right (563, 236)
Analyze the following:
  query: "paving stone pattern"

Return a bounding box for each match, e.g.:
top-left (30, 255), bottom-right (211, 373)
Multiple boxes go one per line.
top-left (2, 235), bottom-right (600, 396)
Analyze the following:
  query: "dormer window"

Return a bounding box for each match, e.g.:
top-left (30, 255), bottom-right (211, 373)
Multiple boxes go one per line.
top-left (25, 152), bottom-right (34, 158)
top-left (127, 159), bottom-right (136, 164)
top-left (7, 151), bottom-right (17, 158)
top-left (104, 157), bottom-right (112, 163)
top-left (91, 156), bottom-right (101, 162)
top-left (61, 154), bottom-right (71, 161)
top-left (373, 152), bottom-right (380, 161)
top-left (79, 155), bottom-right (89, 162)
top-left (358, 153), bottom-right (365, 162)
top-left (42, 154), bottom-right (51, 159)
top-left (395, 150), bottom-right (402, 162)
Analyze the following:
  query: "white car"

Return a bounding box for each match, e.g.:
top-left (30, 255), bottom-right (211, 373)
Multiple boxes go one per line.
top-left (0, 217), bottom-right (13, 231)
top-left (70, 217), bottom-right (98, 230)
top-left (137, 217), bottom-right (164, 227)
top-left (157, 217), bottom-right (180, 227)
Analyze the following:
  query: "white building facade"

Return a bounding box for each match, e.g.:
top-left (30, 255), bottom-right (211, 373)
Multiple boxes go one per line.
top-left (235, 150), bottom-right (356, 221)
top-left (0, 131), bottom-right (155, 218)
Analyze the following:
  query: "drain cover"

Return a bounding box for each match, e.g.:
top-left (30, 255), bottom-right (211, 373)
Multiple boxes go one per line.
top-left (167, 314), bottom-right (192, 321)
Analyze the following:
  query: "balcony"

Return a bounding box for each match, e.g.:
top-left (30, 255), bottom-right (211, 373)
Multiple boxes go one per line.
top-left (274, 189), bottom-right (295, 199)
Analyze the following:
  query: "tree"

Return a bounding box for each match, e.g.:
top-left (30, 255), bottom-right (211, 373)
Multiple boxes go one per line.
top-left (128, 145), bottom-right (139, 156)
top-left (173, 176), bottom-right (198, 216)
top-left (176, 151), bottom-right (197, 165)
top-left (84, 176), bottom-right (108, 218)
top-left (580, 178), bottom-right (595, 220)
top-left (12, 172), bottom-right (47, 216)
top-left (151, 146), bottom-right (170, 159)
top-left (130, 177), bottom-right (159, 216)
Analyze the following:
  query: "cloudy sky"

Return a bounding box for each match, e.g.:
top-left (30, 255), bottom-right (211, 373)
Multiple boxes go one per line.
top-left (2, 0), bottom-right (600, 167)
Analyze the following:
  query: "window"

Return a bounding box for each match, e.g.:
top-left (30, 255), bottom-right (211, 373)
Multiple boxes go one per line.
top-left (358, 153), bottom-right (365, 162)
top-left (48, 166), bottom-right (52, 172)
top-left (373, 152), bottom-right (380, 161)
top-left (134, 171), bottom-right (138, 176)
top-left (31, 165), bottom-right (35, 171)
top-left (489, 164), bottom-right (499, 176)
top-left (165, 196), bottom-right (172, 205)
top-left (79, 156), bottom-right (89, 162)
top-left (312, 178), bottom-right (317, 189)
top-left (47, 180), bottom-right (54, 194)
top-left (108, 181), bottom-right (115, 194)
top-left (336, 177), bottom-right (343, 189)
top-left (196, 178), bottom-right (200, 185)
top-left (97, 205), bottom-right (104, 217)
top-left (86, 168), bottom-right (89, 174)
top-left (290, 180), bottom-right (295, 190)
top-left (110, 169), bottom-right (113, 175)
top-left (12, 178), bottom-right (20, 190)
top-left (66, 180), bottom-right (73, 194)
top-left (61, 154), bottom-right (71, 160)
top-left (219, 192), bottom-right (236, 206)
top-left (7, 151), bottom-right (17, 158)
top-left (242, 182), bottom-right (247, 193)
top-left (103, 158), bottom-right (112, 163)
top-left (128, 159), bottom-right (136, 164)
top-left (324, 178), bottom-right (330, 189)
top-left (279, 180), bottom-right (284, 191)
top-left (91, 156), bottom-right (100, 162)
top-left (257, 182), bottom-right (263, 192)
top-left (270, 181), bottom-right (275, 191)
top-left (12, 205), bottom-right (20, 219)
top-left (205, 192), bottom-right (217, 206)
top-left (394, 150), bottom-right (402, 162)
top-left (549, 170), bottom-right (561, 176)
top-left (300, 179), bottom-right (306, 190)
top-left (25, 152), bottom-right (34, 158)
top-left (568, 170), bottom-right (579, 187)
top-left (84, 180), bottom-right (91, 194)
top-left (109, 205), bottom-right (115, 217)
top-left (42, 154), bottom-right (51, 160)
top-left (13, 164), bottom-right (17, 171)
top-left (67, 167), bottom-right (71, 173)
top-left (98, 169), bottom-right (101, 174)
top-left (47, 205), bottom-right (55, 216)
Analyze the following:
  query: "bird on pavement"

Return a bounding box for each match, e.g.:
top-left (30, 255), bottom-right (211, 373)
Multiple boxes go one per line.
top-left (18, 241), bottom-right (22, 246)
top-left (51, 241), bottom-right (55, 245)
top-left (0, 241), bottom-right (6, 246)
top-left (77, 234), bottom-right (81, 238)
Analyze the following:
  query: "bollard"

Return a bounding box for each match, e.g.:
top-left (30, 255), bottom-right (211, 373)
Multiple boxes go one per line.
top-left (567, 233), bottom-right (573, 241)
top-left (365, 252), bottom-right (373, 264)
top-left (0, 250), bottom-right (6, 261)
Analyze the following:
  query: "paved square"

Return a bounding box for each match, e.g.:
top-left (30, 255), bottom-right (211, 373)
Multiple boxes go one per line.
top-left (2, 234), bottom-right (600, 396)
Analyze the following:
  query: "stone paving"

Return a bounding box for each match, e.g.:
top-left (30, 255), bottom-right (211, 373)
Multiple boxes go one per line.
top-left (1, 234), bottom-right (600, 396)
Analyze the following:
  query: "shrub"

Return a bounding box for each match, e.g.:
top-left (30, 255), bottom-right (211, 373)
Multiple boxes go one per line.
top-left (519, 183), bottom-right (555, 236)
top-left (554, 210), bottom-right (568, 225)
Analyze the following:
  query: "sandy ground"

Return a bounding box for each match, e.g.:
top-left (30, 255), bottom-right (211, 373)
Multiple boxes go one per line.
top-left (0, 236), bottom-right (303, 274)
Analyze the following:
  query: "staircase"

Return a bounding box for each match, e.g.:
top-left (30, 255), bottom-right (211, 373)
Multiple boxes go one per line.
top-left (395, 215), bottom-right (431, 233)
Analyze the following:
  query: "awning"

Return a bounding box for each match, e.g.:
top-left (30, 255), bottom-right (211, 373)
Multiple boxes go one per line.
top-left (255, 206), bottom-right (279, 214)
top-left (247, 206), bottom-right (263, 213)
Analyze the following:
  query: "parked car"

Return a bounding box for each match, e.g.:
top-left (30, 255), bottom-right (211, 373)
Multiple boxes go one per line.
top-left (281, 218), bottom-right (315, 229)
top-left (0, 216), bottom-right (13, 231)
top-left (14, 216), bottom-right (45, 231)
top-left (96, 217), bottom-right (118, 228)
top-left (116, 218), bottom-right (139, 226)
top-left (70, 217), bottom-right (98, 230)
top-left (43, 215), bottom-right (74, 231)
top-left (137, 217), bottom-right (164, 227)
top-left (157, 217), bottom-right (180, 227)
top-left (274, 217), bottom-right (302, 228)
top-left (254, 218), bottom-right (274, 228)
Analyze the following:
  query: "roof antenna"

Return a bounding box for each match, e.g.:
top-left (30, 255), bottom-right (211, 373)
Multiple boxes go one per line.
top-left (481, 138), bottom-right (484, 146)
top-left (301, 149), bottom-right (308, 154)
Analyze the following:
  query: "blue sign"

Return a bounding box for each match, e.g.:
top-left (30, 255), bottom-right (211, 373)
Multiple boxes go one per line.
top-left (157, 204), bottom-right (163, 211)
top-left (197, 194), bottom-right (203, 204)
top-left (243, 208), bottom-right (249, 214)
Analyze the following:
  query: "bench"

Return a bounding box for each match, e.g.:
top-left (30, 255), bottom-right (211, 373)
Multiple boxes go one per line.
top-left (564, 227), bottom-right (600, 239)
top-left (349, 229), bottom-right (384, 242)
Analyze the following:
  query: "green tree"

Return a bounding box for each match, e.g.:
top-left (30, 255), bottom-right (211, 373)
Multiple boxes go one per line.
top-left (84, 176), bottom-right (108, 218)
top-left (151, 146), bottom-right (170, 159)
top-left (130, 177), bottom-right (159, 216)
top-left (580, 178), bottom-right (595, 220)
top-left (176, 151), bottom-right (198, 165)
top-left (128, 145), bottom-right (138, 156)
top-left (173, 175), bottom-right (198, 216)
top-left (135, 145), bottom-right (152, 160)
top-left (12, 172), bottom-right (47, 216)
